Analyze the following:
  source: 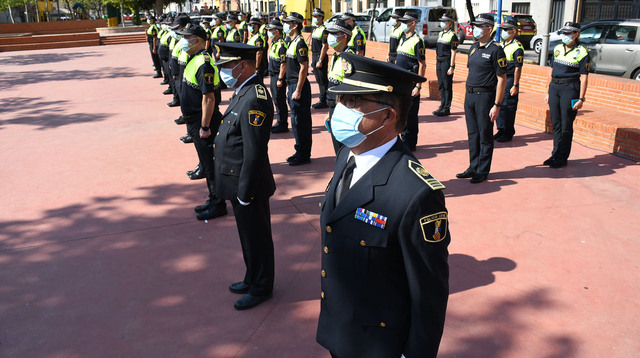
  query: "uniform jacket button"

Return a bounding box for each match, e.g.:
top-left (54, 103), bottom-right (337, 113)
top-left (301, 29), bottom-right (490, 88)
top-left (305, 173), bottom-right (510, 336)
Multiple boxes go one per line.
top-left (360, 240), bottom-right (366, 246)
top-left (323, 246), bottom-right (329, 254)
top-left (230, 169), bottom-right (234, 173)
top-left (321, 270), bottom-right (326, 278)
top-left (379, 322), bottom-right (386, 328)
top-left (321, 291), bottom-right (326, 299)
top-left (325, 225), bottom-right (332, 233)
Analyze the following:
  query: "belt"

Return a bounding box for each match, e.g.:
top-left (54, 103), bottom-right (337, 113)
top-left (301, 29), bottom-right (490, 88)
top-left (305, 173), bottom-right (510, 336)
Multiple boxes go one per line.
top-left (436, 56), bottom-right (451, 62)
top-left (183, 114), bottom-right (200, 122)
top-left (269, 72), bottom-right (279, 77)
top-left (551, 77), bottom-right (580, 84)
top-left (466, 86), bottom-right (496, 93)
top-left (286, 79), bottom-right (298, 85)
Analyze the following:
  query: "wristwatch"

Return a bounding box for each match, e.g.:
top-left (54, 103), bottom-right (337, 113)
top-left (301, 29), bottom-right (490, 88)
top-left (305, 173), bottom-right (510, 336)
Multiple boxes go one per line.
top-left (580, 97), bottom-right (586, 102)
top-left (201, 126), bottom-right (210, 131)
top-left (494, 103), bottom-right (502, 108)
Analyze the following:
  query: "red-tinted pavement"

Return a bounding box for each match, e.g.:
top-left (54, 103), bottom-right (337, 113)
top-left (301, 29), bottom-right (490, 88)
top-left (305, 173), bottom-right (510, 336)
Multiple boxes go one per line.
top-left (1, 44), bottom-right (638, 358)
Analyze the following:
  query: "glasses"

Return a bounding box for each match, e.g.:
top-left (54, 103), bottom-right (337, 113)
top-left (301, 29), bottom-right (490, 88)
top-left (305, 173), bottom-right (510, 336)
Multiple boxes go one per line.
top-left (336, 94), bottom-right (390, 109)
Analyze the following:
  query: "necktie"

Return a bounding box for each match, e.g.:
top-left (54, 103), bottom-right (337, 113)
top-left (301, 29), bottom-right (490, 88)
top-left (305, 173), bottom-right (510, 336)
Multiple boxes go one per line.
top-left (336, 156), bottom-right (356, 205)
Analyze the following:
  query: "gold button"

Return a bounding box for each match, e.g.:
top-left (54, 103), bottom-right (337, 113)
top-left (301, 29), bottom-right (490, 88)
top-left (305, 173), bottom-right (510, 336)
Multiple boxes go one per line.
top-left (321, 291), bottom-right (326, 299)
top-left (360, 240), bottom-right (366, 247)
top-left (321, 270), bottom-right (326, 278)
top-left (227, 120), bottom-right (231, 124)
top-left (323, 246), bottom-right (329, 254)
top-left (380, 322), bottom-right (386, 328)
top-left (319, 202), bottom-right (321, 207)
top-left (217, 132), bottom-right (220, 135)
top-left (230, 169), bottom-right (234, 173)
top-left (325, 225), bottom-right (332, 233)
top-left (212, 144), bottom-right (215, 148)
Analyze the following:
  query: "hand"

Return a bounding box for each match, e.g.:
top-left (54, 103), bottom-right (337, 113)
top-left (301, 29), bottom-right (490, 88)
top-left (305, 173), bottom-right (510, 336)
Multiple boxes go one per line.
top-left (386, 56), bottom-right (390, 62)
top-left (277, 79), bottom-right (283, 88)
top-left (510, 86), bottom-right (519, 96)
top-left (153, 48), bottom-right (157, 54)
top-left (544, 94), bottom-right (549, 104)
top-left (316, 60), bottom-right (323, 68)
top-left (293, 90), bottom-right (301, 100)
top-left (447, 67), bottom-right (454, 75)
top-left (489, 105), bottom-right (500, 122)
top-left (411, 87), bottom-right (420, 97)
top-left (200, 128), bottom-right (211, 138)
top-left (572, 99), bottom-right (583, 111)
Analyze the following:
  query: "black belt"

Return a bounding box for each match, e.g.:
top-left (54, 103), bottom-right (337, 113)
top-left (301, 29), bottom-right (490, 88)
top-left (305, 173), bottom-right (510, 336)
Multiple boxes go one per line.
top-left (436, 56), bottom-right (451, 62)
top-left (551, 77), bottom-right (580, 84)
top-left (286, 79), bottom-right (298, 85)
top-left (269, 72), bottom-right (279, 77)
top-left (467, 86), bottom-right (496, 93)
top-left (183, 114), bottom-right (200, 122)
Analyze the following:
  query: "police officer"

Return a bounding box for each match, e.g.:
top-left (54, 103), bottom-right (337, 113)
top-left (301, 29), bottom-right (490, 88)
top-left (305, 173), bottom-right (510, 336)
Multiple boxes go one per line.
top-left (238, 12), bottom-right (249, 43)
top-left (224, 15), bottom-right (242, 43)
top-left (457, 14), bottom-right (507, 184)
top-left (211, 13), bottom-right (226, 45)
top-left (386, 9), bottom-right (403, 64)
top-left (494, 20), bottom-right (524, 142)
top-left (324, 19), bottom-right (354, 154)
top-left (214, 43), bottom-right (276, 310)
top-left (341, 12), bottom-right (366, 56)
top-left (267, 19), bottom-right (289, 134)
top-left (167, 14), bottom-right (191, 108)
top-left (544, 21), bottom-right (590, 168)
top-left (395, 10), bottom-right (426, 152)
top-left (158, 17), bottom-right (174, 92)
top-left (283, 12), bottom-right (312, 166)
top-left (317, 52), bottom-right (450, 358)
top-left (175, 23), bottom-right (227, 220)
top-left (311, 8), bottom-right (329, 109)
top-left (259, 13), bottom-right (269, 38)
top-left (246, 16), bottom-right (267, 80)
top-left (200, 18), bottom-right (213, 53)
top-left (146, 16), bottom-right (162, 78)
top-left (433, 13), bottom-right (459, 117)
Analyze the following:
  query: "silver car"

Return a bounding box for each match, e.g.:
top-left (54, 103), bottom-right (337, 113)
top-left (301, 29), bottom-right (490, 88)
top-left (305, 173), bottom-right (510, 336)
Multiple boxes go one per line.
top-left (326, 13), bottom-right (371, 38)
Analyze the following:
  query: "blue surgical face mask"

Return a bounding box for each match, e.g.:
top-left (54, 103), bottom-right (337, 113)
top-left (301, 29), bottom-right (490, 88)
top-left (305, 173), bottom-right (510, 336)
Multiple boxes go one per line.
top-left (220, 61), bottom-right (242, 87)
top-left (327, 33), bottom-right (342, 48)
top-left (400, 23), bottom-right (409, 33)
top-left (267, 30), bottom-right (275, 39)
top-left (500, 29), bottom-right (510, 40)
top-left (283, 23), bottom-right (291, 34)
top-left (473, 26), bottom-right (484, 39)
top-left (561, 34), bottom-right (574, 44)
top-left (331, 103), bottom-right (388, 148)
top-left (389, 18), bottom-right (397, 26)
top-left (171, 30), bottom-right (180, 39)
top-left (147, 19), bottom-right (151, 24)
top-left (440, 21), bottom-right (447, 29)
top-left (226, 23), bottom-right (231, 30)
top-left (312, 18), bottom-right (318, 26)
top-left (179, 37), bottom-right (196, 52)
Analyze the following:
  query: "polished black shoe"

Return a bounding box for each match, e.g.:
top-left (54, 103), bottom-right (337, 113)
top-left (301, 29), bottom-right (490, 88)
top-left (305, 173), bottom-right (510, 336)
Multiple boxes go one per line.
top-left (196, 207), bottom-right (227, 220)
top-left (456, 170), bottom-right (475, 179)
top-left (271, 124), bottom-right (289, 133)
top-left (153, 73), bottom-right (163, 78)
top-left (288, 156), bottom-right (311, 166)
top-left (435, 108), bottom-right (450, 116)
top-left (470, 174), bottom-right (488, 183)
top-left (186, 164), bottom-right (200, 176)
top-left (432, 107), bottom-right (443, 116)
top-left (543, 156), bottom-right (556, 165)
top-left (496, 135), bottom-right (513, 142)
top-left (160, 80), bottom-right (169, 85)
top-left (174, 116), bottom-right (186, 125)
top-left (167, 101), bottom-right (180, 107)
top-left (234, 292), bottom-right (273, 310)
top-left (162, 88), bottom-right (173, 95)
top-left (194, 200), bottom-right (212, 213)
top-left (189, 167), bottom-right (205, 180)
top-left (493, 130), bottom-right (505, 140)
top-left (229, 282), bottom-right (250, 294)
top-left (312, 101), bottom-right (329, 109)
top-left (180, 135), bottom-right (193, 143)
top-left (549, 159), bottom-right (568, 168)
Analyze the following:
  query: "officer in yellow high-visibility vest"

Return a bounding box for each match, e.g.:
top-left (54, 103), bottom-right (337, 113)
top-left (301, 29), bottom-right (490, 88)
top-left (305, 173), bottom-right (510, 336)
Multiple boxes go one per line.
top-left (267, 18), bottom-right (289, 134)
top-left (246, 16), bottom-right (267, 80)
top-left (311, 8), bottom-right (329, 109)
top-left (146, 16), bottom-right (162, 78)
top-left (224, 14), bottom-right (242, 43)
top-left (543, 21), bottom-right (590, 168)
top-left (386, 9), bottom-right (403, 64)
top-left (158, 17), bottom-right (174, 93)
top-left (341, 12), bottom-right (366, 56)
top-left (495, 19), bottom-right (525, 142)
top-left (433, 13), bottom-right (459, 117)
top-left (238, 12), bottom-right (249, 43)
top-left (168, 14), bottom-right (191, 108)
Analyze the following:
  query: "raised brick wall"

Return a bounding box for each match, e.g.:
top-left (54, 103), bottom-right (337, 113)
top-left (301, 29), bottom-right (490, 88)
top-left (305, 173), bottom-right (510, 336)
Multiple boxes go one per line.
top-left (0, 19), bottom-right (107, 35)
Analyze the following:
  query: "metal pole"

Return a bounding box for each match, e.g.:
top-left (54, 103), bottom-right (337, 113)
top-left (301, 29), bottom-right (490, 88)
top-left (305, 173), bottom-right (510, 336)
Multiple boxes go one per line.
top-left (494, 0), bottom-right (502, 42)
top-left (539, 0), bottom-right (555, 66)
top-left (120, 0), bottom-right (125, 27)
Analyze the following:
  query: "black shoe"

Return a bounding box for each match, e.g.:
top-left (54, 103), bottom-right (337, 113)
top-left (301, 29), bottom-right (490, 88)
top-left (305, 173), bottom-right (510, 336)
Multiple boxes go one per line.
top-left (189, 167), bottom-right (205, 180)
top-left (435, 108), bottom-right (450, 116)
top-left (180, 135), bottom-right (193, 143)
top-left (234, 293), bottom-right (273, 310)
top-left (288, 156), bottom-right (311, 166)
top-left (271, 124), bottom-right (289, 133)
top-left (312, 102), bottom-right (329, 109)
top-left (186, 164), bottom-right (200, 176)
top-left (229, 282), bottom-right (250, 294)
top-left (196, 207), bottom-right (227, 220)
top-left (160, 80), bottom-right (169, 85)
top-left (470, 174), bottom-right (488, 183)
top-left (432, 107), bottom-right (443, 116)
top-left (549, 159), bottom-right (567, 168)
top-left (543, 156), bottom-right (556, 165)
top-left (493, 130), bottom-right (504, 140)
top-left (174, 116), bottom-right (185, 125)
top-left (162, 88), bottom-right (173, 95)
top-left (153, 73), bottom-right (162, 78)
top-left (496, 135), bottom-right (512, 142)
top-left (194, 200), bottom-right (212, 213)
top-left (456, 170), bottom-right (475, 179)
top-left (167, 101), bottom-right (180, 107)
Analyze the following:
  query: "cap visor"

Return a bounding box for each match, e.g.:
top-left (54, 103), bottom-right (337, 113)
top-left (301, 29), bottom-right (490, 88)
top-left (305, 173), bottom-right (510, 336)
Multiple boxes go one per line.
top-left (328, 82), bottom-right (383, 95)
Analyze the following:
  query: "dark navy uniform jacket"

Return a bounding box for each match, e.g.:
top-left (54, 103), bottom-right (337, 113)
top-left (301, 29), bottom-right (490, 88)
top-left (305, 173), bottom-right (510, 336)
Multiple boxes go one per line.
top-left (317, 139), bottom-right (450, 358)
top-left (213, 75), bottom-right (275, 202)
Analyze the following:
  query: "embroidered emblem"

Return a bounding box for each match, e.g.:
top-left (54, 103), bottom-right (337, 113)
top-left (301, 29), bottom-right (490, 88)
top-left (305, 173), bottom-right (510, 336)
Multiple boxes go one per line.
top-left (497, 57), bottom-right (507, 67)
top-left (420, 212), bottom-right (448, 243)
top-left (408, 160), bottom-right (445, 190)
top-left (342, 58), bottom-right (354, 76)
top-left (419, 47), bottom-right (425, 56)
top-left (516, 55), bottom-right (524, 64)
top-left (554, 49), bottom-right (560, 58)
top-left (298, 47), bottom-right (307, 57)
top-left (248, 110), bottom-right (266, 126)
top-left (586, 62), bottom-right (591, 71)
top-left (255, 84), bottom-right (268, 100)
top-left (204, 73), bottom-right (216, 84)
top-left (356, 39), bottom-right (362, 46)
top-left (355, 208), bottom-right (387, 229)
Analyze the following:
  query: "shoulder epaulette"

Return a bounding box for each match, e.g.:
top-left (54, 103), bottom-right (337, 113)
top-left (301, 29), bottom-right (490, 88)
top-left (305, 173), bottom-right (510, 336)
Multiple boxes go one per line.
top-left (408, 160), bottom-right (445, 190)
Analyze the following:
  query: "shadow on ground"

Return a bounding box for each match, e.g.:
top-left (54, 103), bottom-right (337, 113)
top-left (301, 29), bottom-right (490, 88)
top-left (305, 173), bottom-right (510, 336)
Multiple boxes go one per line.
top-left (0, 97), bottom-right (110, 129)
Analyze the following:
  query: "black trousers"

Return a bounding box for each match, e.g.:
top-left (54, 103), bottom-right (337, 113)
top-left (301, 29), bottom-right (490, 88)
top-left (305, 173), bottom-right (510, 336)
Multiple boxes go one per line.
top-left (161, 60), bottom-right (172, 86)
top-left (270, 74), bottom-right (289, 126)
top-left (401, 94), bottom-right (420, 149)
top-left (548, 81), bottom-right (580, 161)
top-left (436, 60), bottom-right (453, 110)
top-left (312, 55), bottom-right (329, 104)
top-left (288, 80), bottom-right (313, 159)
top-left (464, 90), bottom-right (496, 175)
top-left (186, 117), bottom-right (225, 209)
top-left (231, 197), bottom-right (274, 296)
top-left (148, 41), bottom-right (162, 75)
top-left (496, 76), bottom-right (519, 138)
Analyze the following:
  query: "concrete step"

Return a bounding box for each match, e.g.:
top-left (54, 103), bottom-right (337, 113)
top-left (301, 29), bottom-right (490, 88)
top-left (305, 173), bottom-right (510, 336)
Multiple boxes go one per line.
top-left (0, 39), bottom-right (100, 52)
top-left (0, 32), bottom-right (99, 45)
top-left (100, 34), bottom-right (147, 46)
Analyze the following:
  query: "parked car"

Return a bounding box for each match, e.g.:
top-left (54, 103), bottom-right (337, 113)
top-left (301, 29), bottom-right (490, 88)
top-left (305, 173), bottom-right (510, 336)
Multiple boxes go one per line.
top-left (326, 13), bottom-right (371, 38)
top-left (545, 20), bottom-right (640, 80)
top-left (480, 11), bottom-right (537, 48)
top-left (530, 30), bottom-right (565, 54)
top-left (370, 6), bottom-right (459, 46)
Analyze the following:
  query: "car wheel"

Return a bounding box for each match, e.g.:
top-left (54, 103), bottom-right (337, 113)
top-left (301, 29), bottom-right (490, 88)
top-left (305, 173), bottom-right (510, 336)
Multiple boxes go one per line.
top-left (632, 68), bottom-right (640, 81)
top-left (534, 39), bottom-right (542, 54)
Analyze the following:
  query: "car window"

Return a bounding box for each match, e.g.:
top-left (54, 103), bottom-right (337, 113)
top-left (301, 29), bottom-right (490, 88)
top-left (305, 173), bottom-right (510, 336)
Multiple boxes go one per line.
top-left (502, 15), bottom-right (515, 23)
top-left (429, 8), bottom-right (453, 21)
top-left (580, 25), bottom-right (607, 44)
top-left (514, 15), bottom-right (535, 23)
top-left (604, 25), bottom-right (638, 44)
top-left (378, 8), bottom-right (392, 21)
top-left (356, 15), bottom-right (370, 22)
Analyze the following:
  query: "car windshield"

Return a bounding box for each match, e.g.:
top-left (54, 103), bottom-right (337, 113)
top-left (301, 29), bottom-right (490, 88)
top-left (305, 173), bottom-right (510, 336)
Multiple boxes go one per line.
top-left (356, 15), bottom-right (370, 22)
top-left (429, 8), bottom-right (453, 21)
top-left (514, 15), bottom-right (534, 23)
top-left (580, 24), bottom-right (607, 44)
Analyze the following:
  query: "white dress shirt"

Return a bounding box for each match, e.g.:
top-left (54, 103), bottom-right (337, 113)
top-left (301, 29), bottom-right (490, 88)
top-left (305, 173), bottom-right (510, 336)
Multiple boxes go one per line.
top-left (345, 137), bottom-right (397, 190)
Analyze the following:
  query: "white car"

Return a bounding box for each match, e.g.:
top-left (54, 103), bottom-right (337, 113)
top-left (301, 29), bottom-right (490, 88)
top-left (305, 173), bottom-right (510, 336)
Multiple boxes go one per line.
top-left (530, 31), bottom-right (564, 54)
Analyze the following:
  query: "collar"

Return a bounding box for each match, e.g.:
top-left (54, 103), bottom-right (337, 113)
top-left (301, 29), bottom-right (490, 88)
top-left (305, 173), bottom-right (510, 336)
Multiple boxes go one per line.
top-left (347, 137), bottom-right (397, 187)
top-left (478, 39), bottom-right (494, 48)
top-left (563, 44), bottom-right (579, 55)
top-left (236, 73), bottom-right (257, 94)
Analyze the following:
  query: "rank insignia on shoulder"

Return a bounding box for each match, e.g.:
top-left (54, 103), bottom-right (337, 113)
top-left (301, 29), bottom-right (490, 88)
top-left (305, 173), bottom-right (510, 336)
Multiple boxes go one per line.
top-left (325, 176), bottom-right (333, 192)
top-left (470, 48), bottom-right (476, 56)
top-left (408, 160), bottom-right (445, 190)
top-left (255, 85), bottom-right (268, 100)
top-left (355, 208), bottom-right (387, 229)
top-left (420, 212), bottom-right (448, 243)
top-left (248, 110), bottom-right (266, 126)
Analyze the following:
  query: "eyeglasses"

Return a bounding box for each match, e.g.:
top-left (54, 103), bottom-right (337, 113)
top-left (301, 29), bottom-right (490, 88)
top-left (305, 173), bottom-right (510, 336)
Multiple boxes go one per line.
top-left (337, 94), bottom-right (391, 109)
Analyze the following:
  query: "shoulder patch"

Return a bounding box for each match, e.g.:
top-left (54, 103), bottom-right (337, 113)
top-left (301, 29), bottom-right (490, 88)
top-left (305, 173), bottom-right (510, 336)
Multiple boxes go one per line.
top-left (356, 39), bottom-right (362, 46)
top-left (419, 47), bottom-right (425, 56)
top-left (408, 160), bottom-right (445, 190)
top-left (497, 57), bottom-right (507, 67)
top-left (255, 84), bottom-right (268, 100)
top-left (420, 212), bottom-right (448, 243)
top-left (204, 73), bottom-right (216, 84)
top-left (516, 55), bottom-right (524, 63)
top-left (554, 49), bottom-right (560, 58)
top-left (248, 110), bottom-right (267, 126)
top-left (299, 47), bottom-right (308, 57)
top-left (586, 62), bottom-right (591, 71)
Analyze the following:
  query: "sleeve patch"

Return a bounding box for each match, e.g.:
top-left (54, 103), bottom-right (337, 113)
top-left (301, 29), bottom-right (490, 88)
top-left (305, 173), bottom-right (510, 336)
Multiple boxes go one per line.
top-left (516, 55), bottom-right (524, 64)
top-left (408, 160), bottom-right (445, 190)
top-left (255, 84), bottom-right (268, 100)
top-left (280, 54), bottom-right (286, 62)
top-left (299, 47), bottom-right (308, 57)
top-left (420, 212), bottom-right (448, 243)
top-left (248, 110), bottom-right (267, 126)
top-left (419, 48), bottom-right (426, 56)
top-left (356, 39), bottom-right (362, 46)
top-left (586, 62), bottom-right (591, 71)
top-left (497, 57), bottom-right (507, 67)
top-left (204, 73), bottom-right (216, 84)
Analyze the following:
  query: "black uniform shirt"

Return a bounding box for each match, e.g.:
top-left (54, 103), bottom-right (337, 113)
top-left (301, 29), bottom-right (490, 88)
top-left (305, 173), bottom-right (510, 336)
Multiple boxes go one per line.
top-left (435, 30), bottom-right (459, 59)
top-left (395, 33), bottom-right (426, 73)
top-left (181, 50), bottom-right (220, 117)
top-left (268, 38), bottom-right (287, 74)
top-left (286, 34), bottom-right (309, 81)
top-left (311, 24), bottom-right (328, 55)
top-left (466, 40), bottom-right (507, 88)
top-left (551, 44), bottom-right (591, 78)
top-left (502, 39), bottom-right (525, 75)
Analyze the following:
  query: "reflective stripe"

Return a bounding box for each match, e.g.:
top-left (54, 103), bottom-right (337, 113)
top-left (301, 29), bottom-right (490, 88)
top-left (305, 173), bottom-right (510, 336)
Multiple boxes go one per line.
top-left (183, 52), bottom-right (219, 89)
top-left (348, 25), bottom-right (366, 47)
top-left (398, 33), bottom-right (421, 58)
top-left (502, 39), bottom-right (524, 62)
top-left (312, 25), bottom-right (326, 39)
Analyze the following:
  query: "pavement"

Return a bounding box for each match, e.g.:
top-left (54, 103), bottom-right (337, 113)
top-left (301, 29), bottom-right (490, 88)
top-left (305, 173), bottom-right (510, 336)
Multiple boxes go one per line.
top-left (1, 43), bottom-right (639, 358)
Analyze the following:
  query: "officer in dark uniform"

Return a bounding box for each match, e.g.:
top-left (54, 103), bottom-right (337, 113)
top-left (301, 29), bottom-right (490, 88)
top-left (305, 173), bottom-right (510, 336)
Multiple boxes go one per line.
top-left (386, 9), bottom-right (403, 64)
top-left (341, 12), bottom-right (366, 56)
top-left (266, 19), bottom-right (289, 134)
top-left (433, 13), bottom-right (459, 117)
top-left (238, 12), bottom-right (249, 43)
top-left (146, 16), bottom-right (162, 78)
top-left (283, 12), bottom-right (312, 166)
top-left (310, 8), bottom-right (329, 109)
top-left (158, 17), bottom-right (174, 91)
top-left (495, 19), bottom-right (525, 142)
top-left (175, 23), bottom-right (227, 221)
top-left (544, 21), bottom-right (590, 168)
top-left (167, 14), bottom-right (191, 108)
top-left (224, 15), bottom-right (242, 43)
top-left (394, 10), bottom-right (426, 152)
top-left (246, 16), bottom-right (267, 80)
top-left (456, 14), bottom-right (507, 184)
top-left (214, 43), bottom-right (276, 310)
top-left (317, 52), bottom-right (450, 358)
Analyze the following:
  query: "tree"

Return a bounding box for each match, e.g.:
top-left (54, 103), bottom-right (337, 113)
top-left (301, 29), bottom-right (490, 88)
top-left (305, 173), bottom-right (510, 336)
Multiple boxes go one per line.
top-left (0, 0), bottom-right (25, 23)
top-left (466, 0), bottom-right (475, 22)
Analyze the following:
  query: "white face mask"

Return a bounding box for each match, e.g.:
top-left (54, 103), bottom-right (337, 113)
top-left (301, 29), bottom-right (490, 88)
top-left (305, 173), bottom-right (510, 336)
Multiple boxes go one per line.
top-left (327, 33), bottom-right (342, 48)
top-left (440, 21), bottom-right (446, 29)
top-left (400, 23), bottom-right (409, 33)
top-left (283, 23), bottom-right (291, 34)
top-left (220, 61), bottom-right (242, 87)
top-left (389, 18), bottom-right (397, 26)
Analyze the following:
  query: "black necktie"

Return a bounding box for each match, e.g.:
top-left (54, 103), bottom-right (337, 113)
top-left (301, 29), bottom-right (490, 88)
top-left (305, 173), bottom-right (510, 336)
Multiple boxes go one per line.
top-left (336, 156), bottom-right (356, 205)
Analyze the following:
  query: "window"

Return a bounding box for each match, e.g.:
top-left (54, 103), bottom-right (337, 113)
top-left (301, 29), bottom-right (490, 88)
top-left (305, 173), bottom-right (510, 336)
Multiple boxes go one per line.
top-left (604, 25), bottom-right (638, 44)
top-left (512, 2), bottom-right (531, 15)
top-left (580, 24), bottom-right (607, 44)
top-left (378, 8), bottom-right (393, 22)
